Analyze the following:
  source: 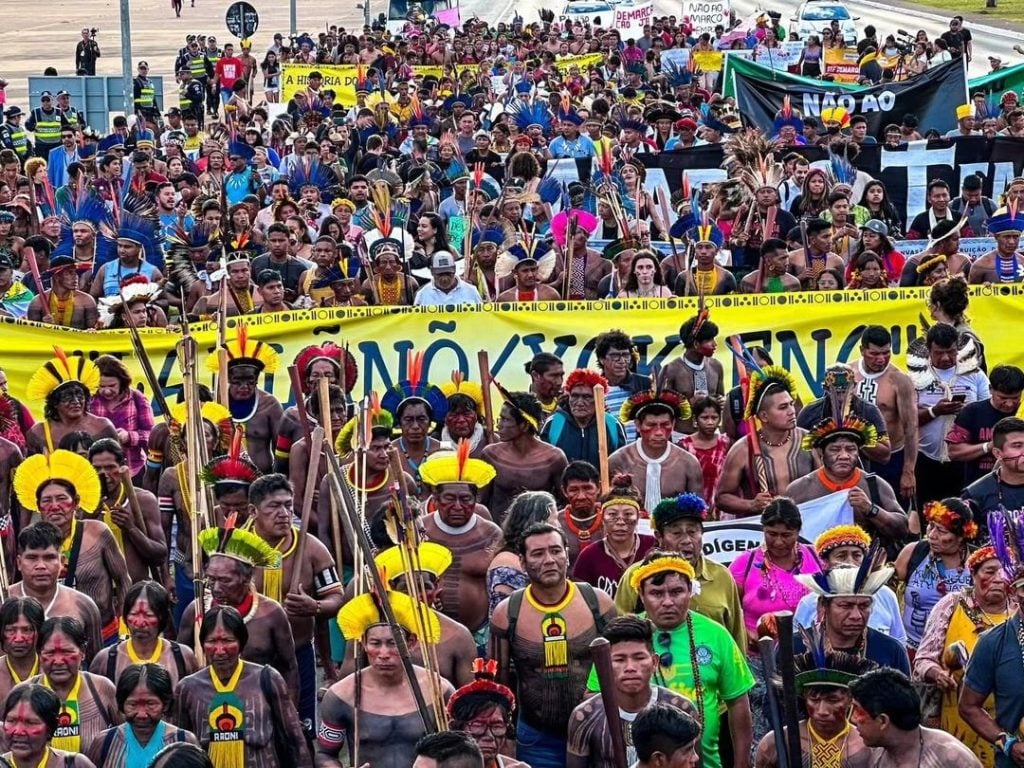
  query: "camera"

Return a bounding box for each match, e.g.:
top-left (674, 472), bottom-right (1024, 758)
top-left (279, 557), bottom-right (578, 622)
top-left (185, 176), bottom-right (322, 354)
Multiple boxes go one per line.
top-left (90, 28), bottom-right (98, 38)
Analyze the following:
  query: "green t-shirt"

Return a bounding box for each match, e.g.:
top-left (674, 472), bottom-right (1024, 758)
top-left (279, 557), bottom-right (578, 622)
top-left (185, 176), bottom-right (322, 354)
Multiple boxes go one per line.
top-left (587, 610), bottom-right (754, 768)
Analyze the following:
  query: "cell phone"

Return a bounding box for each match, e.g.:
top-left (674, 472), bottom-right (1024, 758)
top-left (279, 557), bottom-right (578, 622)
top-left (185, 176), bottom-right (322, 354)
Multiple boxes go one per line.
top-left (951, 393), bottom-right (967, 403)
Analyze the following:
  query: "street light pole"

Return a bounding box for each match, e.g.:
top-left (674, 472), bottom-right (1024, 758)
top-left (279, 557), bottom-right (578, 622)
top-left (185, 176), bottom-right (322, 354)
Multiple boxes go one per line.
top-left (290, 0), bottom-right (297, 35)
top-left (120, 0), bottom-right (134, 118)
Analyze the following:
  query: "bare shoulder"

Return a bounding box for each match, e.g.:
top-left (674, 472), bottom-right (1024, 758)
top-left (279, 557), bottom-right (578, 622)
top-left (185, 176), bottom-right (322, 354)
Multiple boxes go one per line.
top-left (924, 728), bottom-right (984, 764)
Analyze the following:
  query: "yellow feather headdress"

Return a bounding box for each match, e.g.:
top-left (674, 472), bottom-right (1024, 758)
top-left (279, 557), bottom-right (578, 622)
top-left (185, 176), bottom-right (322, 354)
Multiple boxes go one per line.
top-left (26, 347), bottom-right (102, 402)
top-left (14, 449), bottom-right (102, 513)
top-left (205, 322), bottom-right (280, 374)
top-left (336, 589), bottom-right (441, 643)
top-left (418, 439), bottom-right (496, 489)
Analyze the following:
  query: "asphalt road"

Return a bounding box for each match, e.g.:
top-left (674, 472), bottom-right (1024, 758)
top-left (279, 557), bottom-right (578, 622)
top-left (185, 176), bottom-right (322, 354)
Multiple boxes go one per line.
top-left (1, 0), bottom-right (1018, 112)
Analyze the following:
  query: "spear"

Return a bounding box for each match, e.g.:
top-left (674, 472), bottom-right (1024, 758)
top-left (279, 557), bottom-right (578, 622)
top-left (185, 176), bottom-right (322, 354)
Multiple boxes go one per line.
top-left (322, 444), bottom-right (437, 732)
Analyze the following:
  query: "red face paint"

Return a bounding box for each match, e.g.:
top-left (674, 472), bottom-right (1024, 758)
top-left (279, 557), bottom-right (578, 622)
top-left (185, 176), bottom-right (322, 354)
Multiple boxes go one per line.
top-left (126, 599), bottom-right (160, 631)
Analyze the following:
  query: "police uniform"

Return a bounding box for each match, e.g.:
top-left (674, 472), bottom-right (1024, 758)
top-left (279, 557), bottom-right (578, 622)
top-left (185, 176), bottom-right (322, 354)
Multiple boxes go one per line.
top-left (0, 108), bottom-right (30, 162)
top-left (133, 71), bottom-right (160, 120)
top-left (25, 97), bottom-right (62, 158)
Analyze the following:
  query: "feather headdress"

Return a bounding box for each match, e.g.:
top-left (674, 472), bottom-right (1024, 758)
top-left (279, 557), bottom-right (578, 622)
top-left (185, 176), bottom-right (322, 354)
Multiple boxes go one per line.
top-left (202, 427), bottom-right (262, 489)
top-left (797, 544), bottom-right (892, 598)
top-left (205, 322), bottom-right (280, 374)
top-left (293, 343), bottom-right (359, 394)
top-left (14, 449), bottom-right (102, 514)
top-left (722, 129), bottom-right (785, 195)
top-left (27, 347), bottom-right (102, 402)
top-left (447, 658), bottom-right (516, 720)
top-left (418, 439), bottom-right (496, 489)
top-left (380, 350), bottom-right (449, 424)
top-left (197, 512), bottom-right (280, 567)
top-left (440, 371), bottom-right (485, 416)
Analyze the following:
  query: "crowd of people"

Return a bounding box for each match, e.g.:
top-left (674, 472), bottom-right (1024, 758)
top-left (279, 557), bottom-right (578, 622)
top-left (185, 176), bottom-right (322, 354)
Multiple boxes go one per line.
top-left (0, 4), bottom-right (1014, 768)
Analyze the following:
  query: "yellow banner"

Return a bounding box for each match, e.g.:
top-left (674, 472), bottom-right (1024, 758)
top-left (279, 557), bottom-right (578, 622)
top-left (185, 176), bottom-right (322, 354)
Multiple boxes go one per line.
top-left (693, 51), bottom-right (724, 72)
top-left (824, 47), bottom-right (861, 83)
top-left (5, 287), bottom-right (1023, 419)
top-left (282, 53), bottom-right (607, 107)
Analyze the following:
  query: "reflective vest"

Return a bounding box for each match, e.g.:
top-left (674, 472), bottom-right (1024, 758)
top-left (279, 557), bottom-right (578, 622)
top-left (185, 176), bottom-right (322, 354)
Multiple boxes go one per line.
top-left (178, 83), bottom-right (192, 110)
top-left (31, 108), bottom-right (61, 144)
top-left (135, 77), bottom-right (155, 109)
top-left (3, 123), bottom-right (28, 157)
top-left (206, 49), bottom-right (221, 70)
top-left (187, 54), bottom-right (208, 80)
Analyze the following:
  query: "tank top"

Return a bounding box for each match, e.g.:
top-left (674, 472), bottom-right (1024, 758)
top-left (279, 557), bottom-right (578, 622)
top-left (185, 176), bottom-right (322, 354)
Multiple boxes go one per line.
top-left (902, 550), bottom-right (971, 648)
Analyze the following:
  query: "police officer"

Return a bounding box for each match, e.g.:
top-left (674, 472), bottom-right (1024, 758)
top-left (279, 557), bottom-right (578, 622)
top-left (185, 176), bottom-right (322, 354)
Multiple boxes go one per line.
top-left (0, 107), bottom-right (31, 163)
top-left (55, 91), bottom-right (86, 131)
top-left (204, 35), bottom-right (223, 118)
top-left (133, 61), bottom-right (160, 122)
top-left (175, 38), bottom-right (212, 118)
top-left (25, 92), bottom-right (62, 158)
top-left (177, 67), bottom-right (206, 128)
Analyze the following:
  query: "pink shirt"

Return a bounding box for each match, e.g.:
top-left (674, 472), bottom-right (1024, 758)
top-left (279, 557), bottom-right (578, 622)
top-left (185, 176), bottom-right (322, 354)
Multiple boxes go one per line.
top-left (729, 544), bottom-right (821, 643)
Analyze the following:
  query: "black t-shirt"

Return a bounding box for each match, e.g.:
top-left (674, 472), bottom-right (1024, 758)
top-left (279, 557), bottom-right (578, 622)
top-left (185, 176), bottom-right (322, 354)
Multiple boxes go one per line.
top-left (948, 399), bottom-right (1004, 484)
top-left (249, 253), bottom-right (308, 294)
top-left (963, 471), bottom-right (1024, 538)
top-left (940, 30), bottom-right (966, 58)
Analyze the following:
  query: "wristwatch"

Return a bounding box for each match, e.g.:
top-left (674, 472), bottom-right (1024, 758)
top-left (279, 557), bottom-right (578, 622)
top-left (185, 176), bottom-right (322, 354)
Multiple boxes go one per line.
top-left (867, 504), bottom-right (880, 519)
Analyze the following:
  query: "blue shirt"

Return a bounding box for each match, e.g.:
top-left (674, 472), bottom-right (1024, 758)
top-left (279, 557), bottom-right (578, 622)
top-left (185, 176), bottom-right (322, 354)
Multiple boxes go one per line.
top-left (791, 626), bottom-right (910, 676)
top-left (965, 615), bottom-right (1024, 768)
top-left (548, 134), bottom-right (597, 159)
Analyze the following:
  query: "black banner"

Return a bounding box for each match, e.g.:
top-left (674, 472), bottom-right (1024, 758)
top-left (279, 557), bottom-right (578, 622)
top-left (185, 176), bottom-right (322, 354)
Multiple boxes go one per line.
top-left (632, 137), bottom-right (1024, 226)
top-left (733, 59), bottom-right (968, 139)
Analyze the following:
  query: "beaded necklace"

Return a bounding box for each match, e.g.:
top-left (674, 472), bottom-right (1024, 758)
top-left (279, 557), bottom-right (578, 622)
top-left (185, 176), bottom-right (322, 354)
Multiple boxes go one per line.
top-left (48, 291), bottom-right (75, 326)
top-left (377, 276), bottom-right (403, 305)
top-left (996, 254), bottom-right (1021, 283)
top-left (808, 721), bottom-right (851, 768)
top-left (757, 546), bottom-right (805, 608)
top-left (525, 581), bottom-right (576, 679)
top-left (563, 506), bottom-right (603, 547)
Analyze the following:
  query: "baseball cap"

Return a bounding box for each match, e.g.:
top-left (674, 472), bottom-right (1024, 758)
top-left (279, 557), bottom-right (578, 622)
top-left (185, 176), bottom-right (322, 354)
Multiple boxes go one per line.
top-left (431, 251), bottom-right (457, 273)
top-left (138, 61), bottom-right (149, 68)
top-left (862, 219), bottom-right (889, 236)
top-left (0, 254), bottom-right (13, 270)
top-left (56, 90), bottom-right (70, 98)
top-left (40, 91), bottom-right (52, 100)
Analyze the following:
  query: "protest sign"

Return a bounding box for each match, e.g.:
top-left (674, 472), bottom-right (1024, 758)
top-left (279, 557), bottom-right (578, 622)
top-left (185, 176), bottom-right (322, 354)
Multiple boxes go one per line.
top-left (614, 1), bottom-right (655, 35)
top-left (684, 0), bottom-right (730, 35)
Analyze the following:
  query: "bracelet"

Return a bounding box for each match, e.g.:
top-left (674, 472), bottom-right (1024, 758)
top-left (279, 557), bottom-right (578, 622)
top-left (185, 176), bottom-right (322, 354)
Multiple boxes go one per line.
top-left (983, 441), bottom-right (991, 455)
top-left (315, 600), bottom-right (321, 616)
top-left (1004, 736), bottom-right (1018, 756)
top-left (927, 405), bottom-right (936, 419)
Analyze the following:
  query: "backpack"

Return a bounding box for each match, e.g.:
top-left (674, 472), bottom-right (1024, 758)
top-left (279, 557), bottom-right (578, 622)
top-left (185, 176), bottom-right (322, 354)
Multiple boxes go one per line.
top-left (505, 581), bottom-right (608, 642)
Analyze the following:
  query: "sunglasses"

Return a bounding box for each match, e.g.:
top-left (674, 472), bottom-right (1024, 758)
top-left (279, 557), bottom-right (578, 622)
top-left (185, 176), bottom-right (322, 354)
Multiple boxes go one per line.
top-left (657, 631), bottom-right (673, 667)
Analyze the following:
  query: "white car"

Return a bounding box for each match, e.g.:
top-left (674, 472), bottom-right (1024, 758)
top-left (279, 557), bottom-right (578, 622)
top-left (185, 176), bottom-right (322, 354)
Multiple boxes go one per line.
top-left (559, 0), bottom-right (615, 26)
top-left (790, 0), bottom-right (859, 46)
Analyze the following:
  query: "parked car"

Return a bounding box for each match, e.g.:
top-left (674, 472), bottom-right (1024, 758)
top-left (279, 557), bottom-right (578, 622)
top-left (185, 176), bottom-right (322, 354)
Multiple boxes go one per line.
top-left (791, 0), bottom-right (859, 45)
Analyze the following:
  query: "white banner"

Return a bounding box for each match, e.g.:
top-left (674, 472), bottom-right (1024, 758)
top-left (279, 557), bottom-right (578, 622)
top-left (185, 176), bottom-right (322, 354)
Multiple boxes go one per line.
top-left (684, 0), bottom-right (730, 35)
top-left (614, 1), bottom-right (655, 35)
top-left (701, 491), bottom-right (855, 566)
top-left (755, 41), bottom-right (803, 71)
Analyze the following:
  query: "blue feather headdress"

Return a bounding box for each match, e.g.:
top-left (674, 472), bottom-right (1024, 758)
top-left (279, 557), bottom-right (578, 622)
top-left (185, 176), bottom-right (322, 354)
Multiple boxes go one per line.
top-left (380, 351), bottom-right (450, 425)
top-left (288, 158), bottom-right (340, 201)
top-left (97, 191), bottom-right (163, 272)
top-left (53, 187), bottom-right (110, 261)
top-left (510, 100), bottom-right (552, 136)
